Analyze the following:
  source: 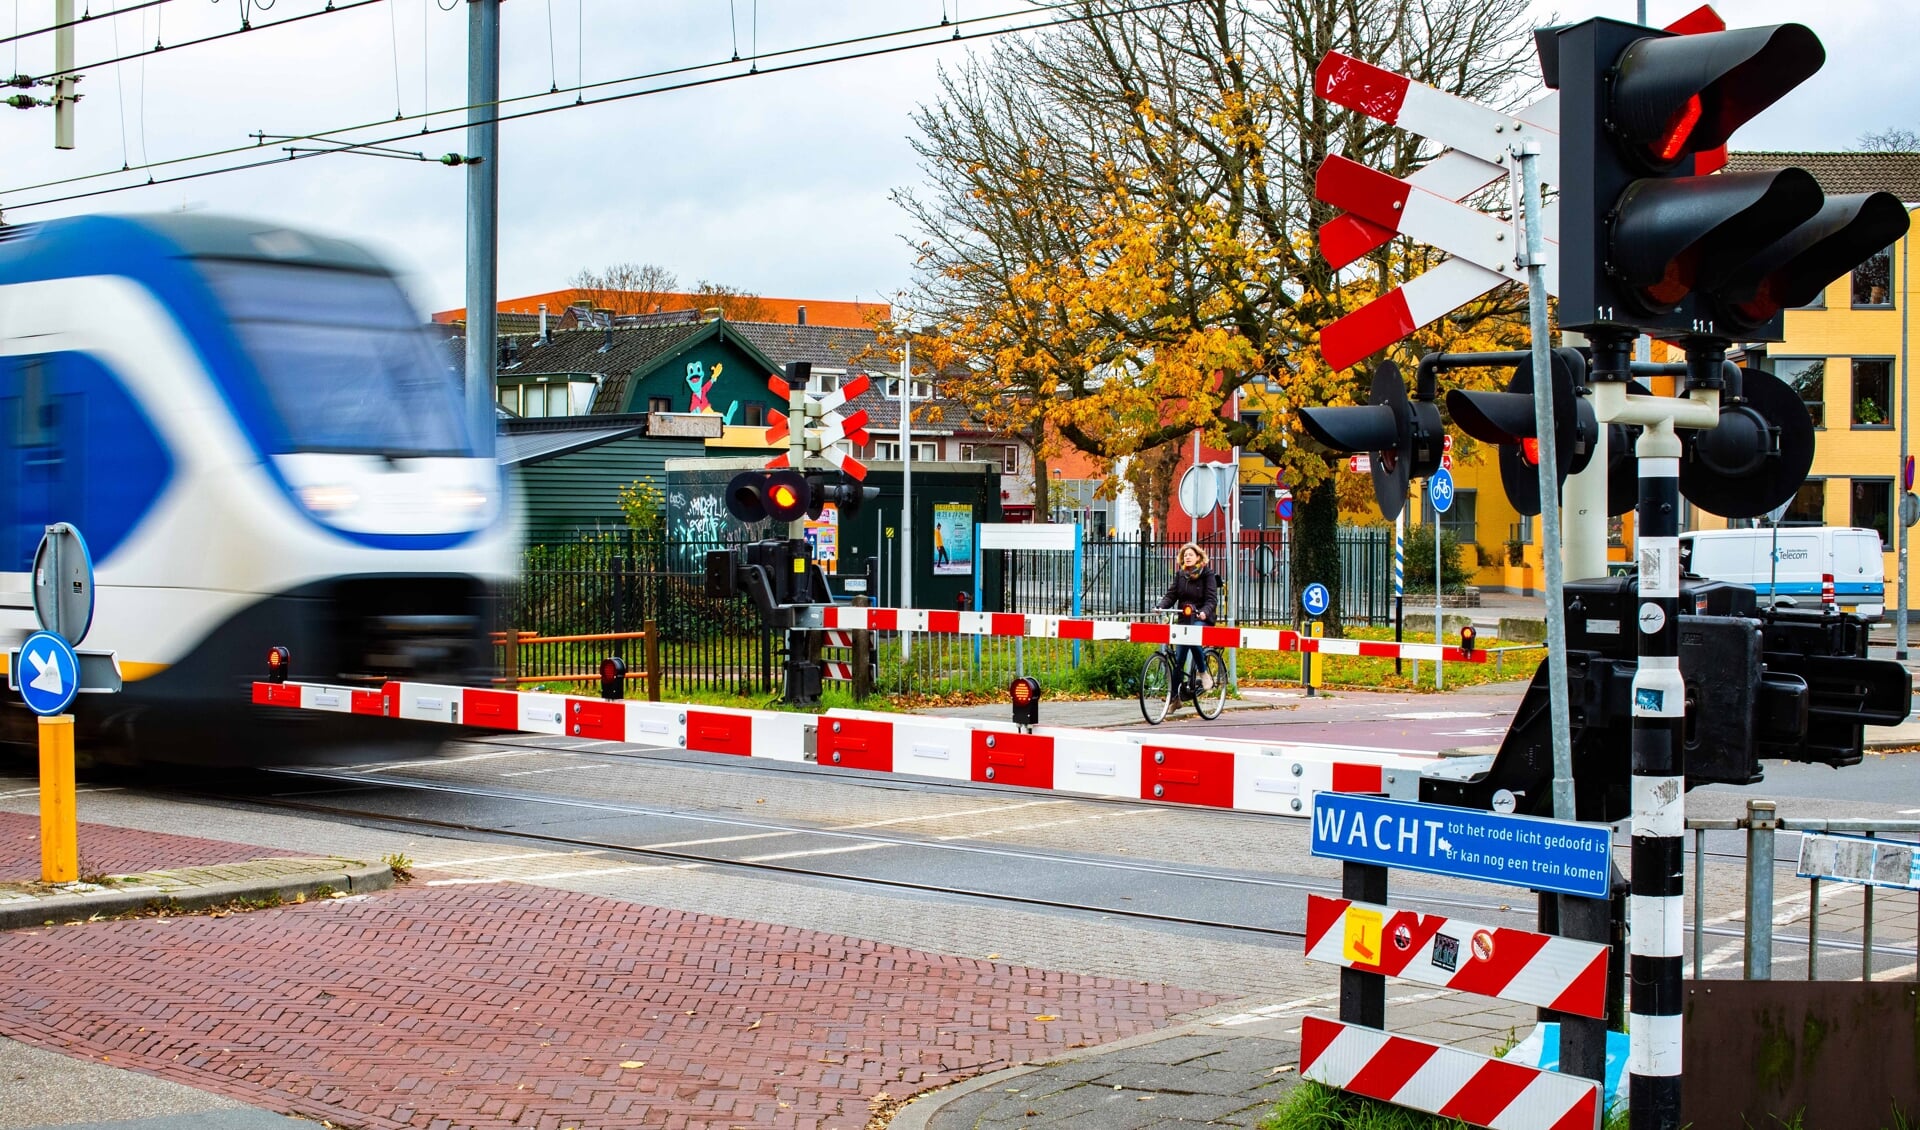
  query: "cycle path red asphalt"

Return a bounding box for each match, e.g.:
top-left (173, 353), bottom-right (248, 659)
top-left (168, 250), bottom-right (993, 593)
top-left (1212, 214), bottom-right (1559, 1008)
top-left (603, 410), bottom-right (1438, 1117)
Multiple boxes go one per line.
top-left (0, 813), bottom-right (1221, 1129)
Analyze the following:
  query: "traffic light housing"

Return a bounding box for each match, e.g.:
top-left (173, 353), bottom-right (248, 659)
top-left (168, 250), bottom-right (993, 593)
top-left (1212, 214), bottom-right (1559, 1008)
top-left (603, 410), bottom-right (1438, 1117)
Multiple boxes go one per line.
top-left (1678, 365), bottom-right (1816, 519)
top-left (266, 645), bottom-right (290, 683)
top-left (1445, 348), bottom-right (1601, 517)
top-left (599, 656), bottom-right (627, 701)
top-left (1557, 18), bottom-right (1906, 346)
top-left (1009, 676), bottom-right (1041, 726)
top-left (1298, 360), bottom-right (1442, 521)
top-left (725, 470), bottom-right (809, 524)
top-left (805, 474), bottom-right (881, 520)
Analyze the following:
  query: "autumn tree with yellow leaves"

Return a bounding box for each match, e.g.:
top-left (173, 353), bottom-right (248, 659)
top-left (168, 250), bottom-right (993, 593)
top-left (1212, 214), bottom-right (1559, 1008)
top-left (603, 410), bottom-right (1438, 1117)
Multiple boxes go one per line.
top-left (895, 0), bottom-right (1538, 623)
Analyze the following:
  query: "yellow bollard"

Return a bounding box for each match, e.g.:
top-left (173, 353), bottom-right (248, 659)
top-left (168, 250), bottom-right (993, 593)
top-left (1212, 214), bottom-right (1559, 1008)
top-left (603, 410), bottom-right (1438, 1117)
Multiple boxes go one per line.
top-left (1309, 621), bottom-right (1325, 693)
top-left (39, 714), bottom-right (76, 883)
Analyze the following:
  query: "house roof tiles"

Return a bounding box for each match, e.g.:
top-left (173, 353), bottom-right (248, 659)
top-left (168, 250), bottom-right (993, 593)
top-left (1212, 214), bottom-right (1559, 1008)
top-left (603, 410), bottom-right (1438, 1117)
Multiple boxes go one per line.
top-left (1724, 151), bottom-right (1920, 204)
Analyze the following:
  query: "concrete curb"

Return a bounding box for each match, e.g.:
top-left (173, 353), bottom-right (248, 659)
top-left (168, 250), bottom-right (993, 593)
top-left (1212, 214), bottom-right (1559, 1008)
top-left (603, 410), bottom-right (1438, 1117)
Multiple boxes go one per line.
top-left (0, 859), bottom-right (394, 931)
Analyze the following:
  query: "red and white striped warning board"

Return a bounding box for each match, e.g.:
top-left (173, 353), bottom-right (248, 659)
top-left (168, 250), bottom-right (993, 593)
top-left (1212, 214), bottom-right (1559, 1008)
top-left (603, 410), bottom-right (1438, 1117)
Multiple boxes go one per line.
top-left (250, 681), bottom-right (1436, 817)
top-left (1300, 1016), bottom-right (1600, 1130)
top-left (819, 606), bottom-right (1485, 664)
top-left (1304, 894), bottom-right (1608, 1018)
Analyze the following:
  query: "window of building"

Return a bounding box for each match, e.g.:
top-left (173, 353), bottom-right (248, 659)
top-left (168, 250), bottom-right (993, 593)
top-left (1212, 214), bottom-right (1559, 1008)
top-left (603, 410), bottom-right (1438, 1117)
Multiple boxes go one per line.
top-left (1240, 487), bottom-right (1268, 531)
top-left (1423, 488), bottom-right (1476, 544)
top-left (883, 377), bottom-right (901, 398)
top-left (648, 395), bottom-right (672, 415)
top-left (915, 442), bottom-right (937, 462)
top-left (912, 380), bottom-right (934, 399)
top-left (1853, 246), bottom-right (1894, 307)
top-left (1852, 358), bottom-right (1893, 427)
top-left (1776, 357), bottom-right (1825, 428)
top-left (1852, 478), bottom-right (1893, 548)
top-left (1782, 478), bottom-right (1825, 527)
top-left (816, 370), bottom-right (842, 392)
top-left (742, 401), bottom-right (766, 427)
top-left (959, 443), bottom-right (1000, 472)
top-left (1004, 445), bottom-right (1023, 474)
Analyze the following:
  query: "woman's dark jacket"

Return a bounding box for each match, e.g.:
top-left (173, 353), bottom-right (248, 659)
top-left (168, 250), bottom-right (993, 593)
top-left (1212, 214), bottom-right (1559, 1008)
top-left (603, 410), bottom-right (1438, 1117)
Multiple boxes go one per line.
top-left (1159, 567), bottom-right (1219, 624)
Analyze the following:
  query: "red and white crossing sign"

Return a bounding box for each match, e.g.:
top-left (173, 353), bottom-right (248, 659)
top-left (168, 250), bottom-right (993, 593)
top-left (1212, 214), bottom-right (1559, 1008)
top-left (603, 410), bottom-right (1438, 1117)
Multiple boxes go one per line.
top-left (1313, 6), bottom-right (1726, 371)
top-left (1300, 1016), bottom-right (1601, 1130)
top-left (763, 373), bottom-right (873, 481)
top-left (1304, 894), bottom-right (1608, 1018)
top-left (1348, 454), bottom-right (1371, 474)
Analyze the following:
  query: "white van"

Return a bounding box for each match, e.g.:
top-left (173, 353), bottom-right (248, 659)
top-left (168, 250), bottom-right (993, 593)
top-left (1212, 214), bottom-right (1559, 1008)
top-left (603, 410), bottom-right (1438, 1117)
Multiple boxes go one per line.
top-left (1677, 527), bottom-right (1886, 619)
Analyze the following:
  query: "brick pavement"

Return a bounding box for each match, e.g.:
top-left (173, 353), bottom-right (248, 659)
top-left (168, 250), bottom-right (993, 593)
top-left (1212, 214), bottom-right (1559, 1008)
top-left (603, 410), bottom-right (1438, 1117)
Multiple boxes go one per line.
top-left (0, 873), bottom-right (1223, 1129)
top-left (0, 811), bottom-right (301, 879)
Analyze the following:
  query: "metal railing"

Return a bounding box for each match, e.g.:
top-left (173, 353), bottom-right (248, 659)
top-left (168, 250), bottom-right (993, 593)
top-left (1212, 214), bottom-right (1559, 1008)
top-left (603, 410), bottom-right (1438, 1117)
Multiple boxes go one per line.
top-left (1688, 800), bottom-right (1920, 981)
top-left (493, 625), bottom-right (662, 701)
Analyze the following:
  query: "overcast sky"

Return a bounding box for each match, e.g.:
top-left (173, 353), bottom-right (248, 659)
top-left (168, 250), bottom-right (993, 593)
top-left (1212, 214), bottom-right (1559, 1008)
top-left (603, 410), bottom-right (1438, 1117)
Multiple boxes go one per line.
top-left (0, 0), bottom-right (1912, 319)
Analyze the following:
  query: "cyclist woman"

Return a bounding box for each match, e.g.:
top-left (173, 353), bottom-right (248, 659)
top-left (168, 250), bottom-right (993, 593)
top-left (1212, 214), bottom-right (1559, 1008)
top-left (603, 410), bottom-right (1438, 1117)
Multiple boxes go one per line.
top-left (1157, 542), bottom-right (1219, 698)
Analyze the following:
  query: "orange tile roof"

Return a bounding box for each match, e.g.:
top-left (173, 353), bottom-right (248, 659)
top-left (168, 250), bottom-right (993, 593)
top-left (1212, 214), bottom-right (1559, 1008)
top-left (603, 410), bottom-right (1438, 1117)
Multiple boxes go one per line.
top-left (434, 288), bottom-right (889, 330)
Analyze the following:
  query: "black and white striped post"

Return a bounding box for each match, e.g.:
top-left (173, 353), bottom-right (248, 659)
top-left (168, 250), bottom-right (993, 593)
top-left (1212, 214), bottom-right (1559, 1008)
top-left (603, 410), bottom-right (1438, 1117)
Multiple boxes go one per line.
top-left (1628, 412), bottom-right (1686, 1128)
top-left (1589, 342), bottom-right (1721, 1130)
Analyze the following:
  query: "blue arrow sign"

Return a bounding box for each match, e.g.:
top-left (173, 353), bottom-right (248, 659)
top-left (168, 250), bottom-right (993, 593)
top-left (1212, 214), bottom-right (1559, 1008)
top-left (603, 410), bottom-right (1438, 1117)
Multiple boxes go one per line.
top-left (1310, 792), bottom-right (1612, 898)
top-left (1301, 582), bottom-right (1330, 617)
top-left (1429, 467), bottom-right (1456, 514)
top-left (17, 629), bottom-right (79, 717)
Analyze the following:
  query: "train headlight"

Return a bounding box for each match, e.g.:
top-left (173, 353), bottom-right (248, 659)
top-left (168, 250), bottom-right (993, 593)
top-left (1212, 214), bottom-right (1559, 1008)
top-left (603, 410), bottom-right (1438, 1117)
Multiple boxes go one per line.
top-left (297, 484), bottom-right (360, 513)
top-left (437, 486), bottom-right (492, 513)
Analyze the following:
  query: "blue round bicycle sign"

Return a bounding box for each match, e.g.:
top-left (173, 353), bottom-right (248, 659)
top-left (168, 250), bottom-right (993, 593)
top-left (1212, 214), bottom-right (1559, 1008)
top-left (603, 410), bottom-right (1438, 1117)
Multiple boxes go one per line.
top-left (16, 629), bottom-right (79, 716)
top-left (1302, 582), bottom-right (1330, 617)
top-left (1429, 468), bottom-right (1456, 513)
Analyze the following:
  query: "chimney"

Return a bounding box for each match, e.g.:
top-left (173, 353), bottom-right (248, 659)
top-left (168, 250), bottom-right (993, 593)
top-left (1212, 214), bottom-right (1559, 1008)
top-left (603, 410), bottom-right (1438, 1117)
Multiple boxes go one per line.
top-left (602, 326), bottom-right (614, 352)
top-left (797, 305), bottom-right (808, 326)
top-left (538, 302), bottom-right (549, 342)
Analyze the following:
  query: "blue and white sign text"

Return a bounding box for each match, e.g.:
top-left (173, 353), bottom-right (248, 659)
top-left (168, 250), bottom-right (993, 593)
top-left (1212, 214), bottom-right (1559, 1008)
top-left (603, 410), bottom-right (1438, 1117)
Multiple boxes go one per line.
top-left (1310, 792), bottom-right (1611, 898)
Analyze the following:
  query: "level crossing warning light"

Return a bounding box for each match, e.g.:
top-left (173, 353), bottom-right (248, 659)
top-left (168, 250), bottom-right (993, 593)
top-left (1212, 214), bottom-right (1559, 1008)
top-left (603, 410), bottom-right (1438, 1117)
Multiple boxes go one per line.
top-left (599, 656), bottom-right (627, 701)
top-left (725, 470), bottom-right (810, 524)
top-left (1458, 625), bottom-right (1476, 659)
top-left (266, 646), bottom-right (290, 684)
top-left (1008, 675), bottom-right (1041, 727)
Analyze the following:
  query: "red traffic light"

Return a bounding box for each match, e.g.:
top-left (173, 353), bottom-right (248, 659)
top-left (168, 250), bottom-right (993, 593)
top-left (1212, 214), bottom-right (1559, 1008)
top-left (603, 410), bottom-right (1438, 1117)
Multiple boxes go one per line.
top-left (1459, 625), bottom-right (1477, 659)
top-left (266, 645), bottom-right (291, 683)
top-left (725, 470), bottom-right (810, 524)
top-left (599, 656), bottom-right (627, 701)
top-left (1008, 675), bottom-right (1040, 725)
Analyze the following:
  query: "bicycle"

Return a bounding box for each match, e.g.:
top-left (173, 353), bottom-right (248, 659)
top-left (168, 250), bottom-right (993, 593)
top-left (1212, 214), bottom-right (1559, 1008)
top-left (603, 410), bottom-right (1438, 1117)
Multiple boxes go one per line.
top-left (1137, 615), bottom-right (1228, 724)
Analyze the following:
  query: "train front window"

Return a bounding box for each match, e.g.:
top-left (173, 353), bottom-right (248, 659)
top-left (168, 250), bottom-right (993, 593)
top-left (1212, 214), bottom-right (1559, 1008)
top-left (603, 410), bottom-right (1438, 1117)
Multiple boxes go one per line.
top-left (201, 260), bottom-right (470, 456)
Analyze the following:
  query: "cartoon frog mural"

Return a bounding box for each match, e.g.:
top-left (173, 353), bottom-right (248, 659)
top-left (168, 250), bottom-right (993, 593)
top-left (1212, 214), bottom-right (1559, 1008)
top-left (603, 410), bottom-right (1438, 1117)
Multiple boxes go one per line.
top-left (686, 361), bottom-right (739, 424)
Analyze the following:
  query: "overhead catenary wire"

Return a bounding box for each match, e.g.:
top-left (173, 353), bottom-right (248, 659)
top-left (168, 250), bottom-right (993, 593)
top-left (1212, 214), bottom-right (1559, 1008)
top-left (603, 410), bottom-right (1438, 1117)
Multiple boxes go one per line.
top-left (3, 0), bottom-right (1190, 210)
top-left (13, 0), bottom-right (388, 87)
top-left (0, 0), bottom-right (171, 53)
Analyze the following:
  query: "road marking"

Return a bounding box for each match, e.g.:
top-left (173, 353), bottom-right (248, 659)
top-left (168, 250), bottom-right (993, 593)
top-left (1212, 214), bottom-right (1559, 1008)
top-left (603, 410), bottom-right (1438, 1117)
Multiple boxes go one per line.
top-left (1385, 711), bottom-right (1493, 720)
top-left (412, 849), bottom-right (600, 868)
top-left (741, 842), bottom-right (896, 862)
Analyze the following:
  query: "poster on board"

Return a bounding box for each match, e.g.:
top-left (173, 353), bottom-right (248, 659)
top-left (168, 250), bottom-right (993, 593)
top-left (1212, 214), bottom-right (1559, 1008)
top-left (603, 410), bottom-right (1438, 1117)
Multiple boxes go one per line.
top-left (932, 503), bottom-right (973, 575)
top-left (804, 506), bottom-right (839, 574)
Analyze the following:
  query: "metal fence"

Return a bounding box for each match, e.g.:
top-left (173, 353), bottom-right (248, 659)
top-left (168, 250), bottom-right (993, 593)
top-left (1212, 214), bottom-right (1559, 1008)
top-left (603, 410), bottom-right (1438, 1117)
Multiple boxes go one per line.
top-left (514, 526), bottom-right (1397, 697)
top-left (1689, 800), bottom-right (1919, 982)
top-left (989, 527), bottom-right (1394, 626)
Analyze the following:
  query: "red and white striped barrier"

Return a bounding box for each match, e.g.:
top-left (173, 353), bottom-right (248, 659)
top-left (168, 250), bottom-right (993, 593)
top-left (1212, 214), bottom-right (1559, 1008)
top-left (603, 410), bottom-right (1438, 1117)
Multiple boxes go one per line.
top-left (1304, 895), bottom-right (1608, 1018)
top-left (250, 681), bottom-right (1438, 817)
top-left (1301, 1016), bottom-right (1600, 1130)
top-left (819, 606), bottom-right (1485, 664)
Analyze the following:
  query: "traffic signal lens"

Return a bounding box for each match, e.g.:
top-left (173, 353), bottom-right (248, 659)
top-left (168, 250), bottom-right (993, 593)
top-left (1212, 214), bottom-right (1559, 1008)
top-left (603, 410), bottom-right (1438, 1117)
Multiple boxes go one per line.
top-left (771, 484), bottom-right (798, 509)
top-left (266, 645), bottom-right (290, 683)
top-left (1654, 94), bottom-right (1703, 162)
top-left (1520, 437), bottom-right (1540, 466)
top-left (599, 656), bottom-right (627, 700)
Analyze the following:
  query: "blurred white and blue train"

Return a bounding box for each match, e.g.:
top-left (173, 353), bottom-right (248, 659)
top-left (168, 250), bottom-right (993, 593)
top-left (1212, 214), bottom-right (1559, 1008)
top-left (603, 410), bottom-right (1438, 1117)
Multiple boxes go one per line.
top-left (0, 213), bottom-right (519, 756)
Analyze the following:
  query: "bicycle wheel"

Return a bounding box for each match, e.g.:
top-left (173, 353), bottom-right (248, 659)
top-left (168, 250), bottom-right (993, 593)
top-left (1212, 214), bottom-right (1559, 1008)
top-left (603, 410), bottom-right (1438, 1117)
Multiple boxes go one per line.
top-left (1193, 649), bottom-right (1229, 719)
top-left (1138, 650), bottom-right (1177, 725)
